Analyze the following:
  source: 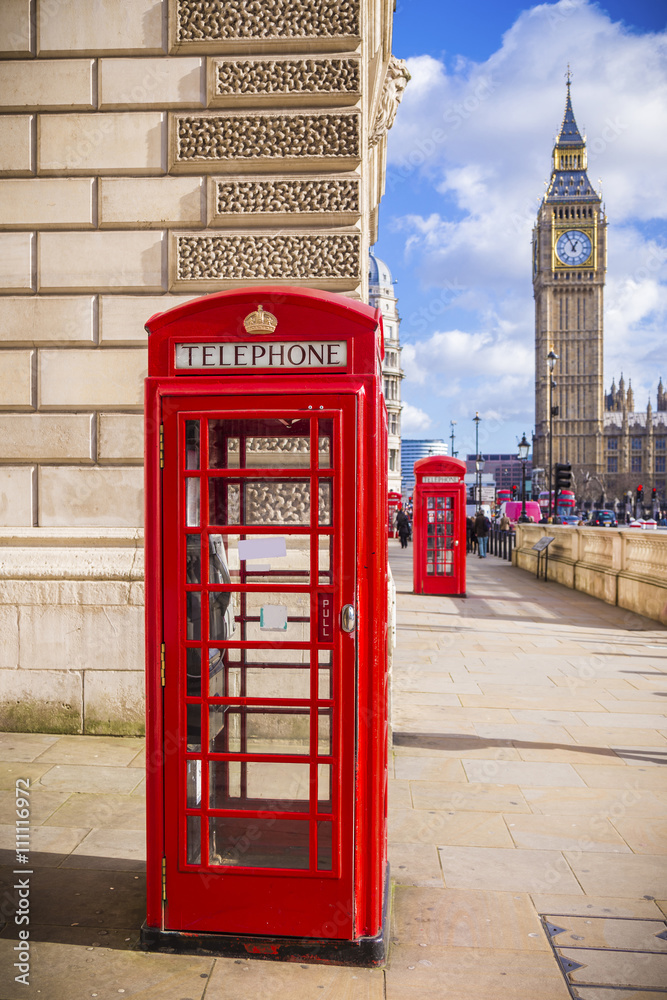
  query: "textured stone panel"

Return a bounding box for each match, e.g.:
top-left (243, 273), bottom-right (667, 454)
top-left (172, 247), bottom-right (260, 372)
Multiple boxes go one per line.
top-left (39, 467), bottom-right (144, 527)
top-left (0, 297), bottom-right (94, 345)
top-left (211, 56), bottom-right (360, 105)
top-left (175, 0), bottom-right (359, 42)
top-left (0, 116), bottom-right (33, 175)
top-left (211, 176), bottom-right (360, 224)
top-left (19, 604), bottom-right (144, 672)
top-left (0, 414), bottom-right (93, 461)
top-left (99, 56), bottom-right (204, 108)
top-left (38, 112), bottom-right (165, 175)
top-left (83, 670), bottom-right (145, 735)
top-left (98, 414), bottom-right (144, 462)
top-left (171, 111), bottom-right (359, 172)
top-left (0, 232), bottom-right (33, 292)
top-left (99, 177), bottom-right (203, 228)
top-left (0, 467), bottom-right (33, 528)
top-left (0, 351), bottom-right (32, 408)
top-left (38, 0), bottom-right (164, 56)
top-left (39, 348), bottom-right (147, 408)
top-left (39, 231), bottom-right (165, 292)
top-left (0, 668), bottom-right (82, 734)
top-left (0, 0), bottom-right (31, 56)
top-left (99, 294), bottom-right (197, 345)
top-left (0, 59), bottom-right (94, 110)
top-left (0, 178), bottom-right (93, 228)
top-left (174, 232), bottom-right (361, 284)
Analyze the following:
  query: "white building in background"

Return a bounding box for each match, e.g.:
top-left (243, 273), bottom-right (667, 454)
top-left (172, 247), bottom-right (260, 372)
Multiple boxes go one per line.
top-left (368, 251), bottom-right (403, 494)
top-left (400, 439), bottom-right (448, 499)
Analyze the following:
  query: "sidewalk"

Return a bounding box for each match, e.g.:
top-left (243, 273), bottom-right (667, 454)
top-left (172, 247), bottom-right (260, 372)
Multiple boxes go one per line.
top-left (1, 541), bottom-right (666, 998)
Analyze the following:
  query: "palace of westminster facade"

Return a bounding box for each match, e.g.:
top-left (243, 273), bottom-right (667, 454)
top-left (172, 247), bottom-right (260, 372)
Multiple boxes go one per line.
top-left (532, 82), bottom-right (665, 503)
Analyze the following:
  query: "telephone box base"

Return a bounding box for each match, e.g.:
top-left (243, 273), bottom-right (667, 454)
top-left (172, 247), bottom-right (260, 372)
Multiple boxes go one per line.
top-left (140, 921), bottom-right (387, 968)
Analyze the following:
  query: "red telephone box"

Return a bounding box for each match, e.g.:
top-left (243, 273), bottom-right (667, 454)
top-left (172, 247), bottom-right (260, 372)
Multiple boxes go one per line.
top-left (387, 491), bottom-right (402, 537)
top-left (413, 456), bottom-right (466, 596)
top-left (142, 287), bottom-right (389, 964)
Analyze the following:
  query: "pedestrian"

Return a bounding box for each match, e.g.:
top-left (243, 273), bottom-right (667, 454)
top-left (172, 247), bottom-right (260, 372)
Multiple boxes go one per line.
top-left (474, 509), bottom-right (490, 558)
top-left (395, 509), bottom-right (411, 549)
top-left (466, 515), bottom-right (477, 554)
top-left (499, 513), bottom-right (510, 534)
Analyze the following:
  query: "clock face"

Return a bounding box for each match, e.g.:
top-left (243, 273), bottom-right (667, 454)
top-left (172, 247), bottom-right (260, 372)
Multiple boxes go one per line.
top-left (556, 229), bottom-right (592, 266)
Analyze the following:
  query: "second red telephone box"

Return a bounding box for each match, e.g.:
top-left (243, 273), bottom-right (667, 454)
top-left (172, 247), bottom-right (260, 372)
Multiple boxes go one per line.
top-left (413, 456), bottom-right (466, 596)
top-left (142, 286), bottom-right (389, 964)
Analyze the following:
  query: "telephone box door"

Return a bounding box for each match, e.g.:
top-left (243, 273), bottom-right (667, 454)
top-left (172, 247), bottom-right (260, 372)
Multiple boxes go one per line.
top-left (420, 491), bottom-right (462, 595)
top-left (161, 392), bottom-right (357, 938)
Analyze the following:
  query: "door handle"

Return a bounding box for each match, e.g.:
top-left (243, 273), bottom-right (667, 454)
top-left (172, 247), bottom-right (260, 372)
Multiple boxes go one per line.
top-left (341, 604), bottom-right (356, 632)
top-left (454, 540), bottom-right (459, 547)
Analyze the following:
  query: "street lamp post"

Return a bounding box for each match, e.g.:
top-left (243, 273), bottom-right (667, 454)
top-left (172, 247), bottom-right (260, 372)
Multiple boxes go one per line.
top-left (450, 419), bottom-right (457, 458)
top-left (517, 432), bottom-right (530, 522)
top-left (547, 349), bottom-right (559, 520)
top-left (473, 412), bottom-right (482, 512)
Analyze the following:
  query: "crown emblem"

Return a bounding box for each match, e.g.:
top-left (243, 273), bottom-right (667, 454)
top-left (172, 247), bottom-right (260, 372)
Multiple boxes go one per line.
top-left (243, 304), bottom-right (278, 335)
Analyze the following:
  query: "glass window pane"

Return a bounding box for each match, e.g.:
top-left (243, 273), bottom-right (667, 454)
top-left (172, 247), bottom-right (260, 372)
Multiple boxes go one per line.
top-left (317, 821), bottom-right (332, 871)
top-left (209, 418), bottom-right (311, 469)
top-left (318, 535), bottom-right (332, 584)
top-left (318, 667), bottom-right (331, 700)
top-left (209, 590), bottom-right (237, 641)
top-left (209, 481), bottom-right (240, 526)
top-left (318, 481), bottom-right (331, 525)
top-left (187, 703), bottom-right (201, 752)
top-left (318, 709), bottom-right (331, 755)
top-left (185, 478), bottom-right (200, 527)
top-left (185, 421), bottom-right (200, 470)
top-left (208, 648), bottom-right (241, 697)
top-left (209, 817), bottom-right (309, 869)
top-left (318, 764), bottom-right (331, 812)
top-left (246, 480), bottom-right (310, 525)
top-left (186, 535), bottom-right (201, 584)
top-left (210, 705), bottom-right (310, 755)
top-left (187, 815), bottom-right (201, 864)
top-left (212, 533), bottom-right (310, 585)
top-left (186, 647), bottom-right (201, 697)
top-left (186, 592), bottom-right (201, 640)
top-left (210, 761), bottom-right (310, 813)
top-left (241, 591), bottom-right (310, 644)
top-left (318, 418), bottom-right (333, 469)
top-left (186, 759), bottom-right (201, 807)
top-left (209, 760), bottom-right (242, 809)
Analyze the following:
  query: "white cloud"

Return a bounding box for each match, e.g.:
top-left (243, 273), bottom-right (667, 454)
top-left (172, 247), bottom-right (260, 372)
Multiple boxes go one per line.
top-left (401, 401), bottom-right (433, 433)
top-left (383, 0), bottom-right (667, 440)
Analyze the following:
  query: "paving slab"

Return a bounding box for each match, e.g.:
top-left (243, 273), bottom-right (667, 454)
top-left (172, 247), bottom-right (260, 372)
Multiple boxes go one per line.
top-left (0, 732), bottom-right (60, 762)
top-left (504, 814), bottom-right (631, 853)
top-left (564, 852), bottom-right (667, 898)
top-left (0, 939), bottom-right (213, 1000)
top-left (438, 845), bottom-right (583, 894)
top-left (392, 885), bottom-right (549, 950)
top-left (205, 957), bottom-right (384, 999)
top-left (385, 944), bottom-right (572, 999)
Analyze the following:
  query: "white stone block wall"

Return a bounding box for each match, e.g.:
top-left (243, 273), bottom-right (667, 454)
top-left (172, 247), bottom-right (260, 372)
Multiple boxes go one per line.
top-left (0, 0), bottom-right (399, 733)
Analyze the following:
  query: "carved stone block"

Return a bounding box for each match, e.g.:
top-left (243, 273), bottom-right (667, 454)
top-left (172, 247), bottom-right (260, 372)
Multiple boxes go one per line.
top-left (208, 175), bottom-right (360, 227)
top-left (172, 0), bottom-right (360, 53)
top-left (170, 230), bottom-right (361, 291)
top-left (170, 111), bottom-right (360, 174)
top-left (209, 56), bottom-right (360, 107)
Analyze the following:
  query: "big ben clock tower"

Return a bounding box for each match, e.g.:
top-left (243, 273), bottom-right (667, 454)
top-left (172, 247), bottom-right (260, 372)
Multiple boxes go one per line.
top-left (533, 76), bottom-right (606, 491)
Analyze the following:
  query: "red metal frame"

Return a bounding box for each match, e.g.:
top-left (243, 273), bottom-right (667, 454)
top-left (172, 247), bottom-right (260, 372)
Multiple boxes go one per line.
top-left (144, 287), bottom-right (388, 956)
top-left (412, 456), bottom-right (467, 596)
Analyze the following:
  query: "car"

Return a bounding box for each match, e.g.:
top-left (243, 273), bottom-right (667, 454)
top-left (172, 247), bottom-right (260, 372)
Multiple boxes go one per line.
top-left (589, 510), bottom-right (618, 527)
top-left (561, 514), bottom-right (581, 525)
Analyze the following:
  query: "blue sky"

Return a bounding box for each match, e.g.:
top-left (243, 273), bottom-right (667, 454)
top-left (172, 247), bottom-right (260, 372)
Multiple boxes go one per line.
top-left (376, 0), bottom-right (667, 459)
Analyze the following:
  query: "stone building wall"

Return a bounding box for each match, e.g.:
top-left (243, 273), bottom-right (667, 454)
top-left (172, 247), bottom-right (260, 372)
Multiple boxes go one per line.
top-left (0, 0), bottom-right (404, 733)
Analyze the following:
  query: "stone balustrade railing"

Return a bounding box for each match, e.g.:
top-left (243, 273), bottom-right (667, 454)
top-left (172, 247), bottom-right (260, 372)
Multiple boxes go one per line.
top-left (513, 524), bottom-right (667, 625)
